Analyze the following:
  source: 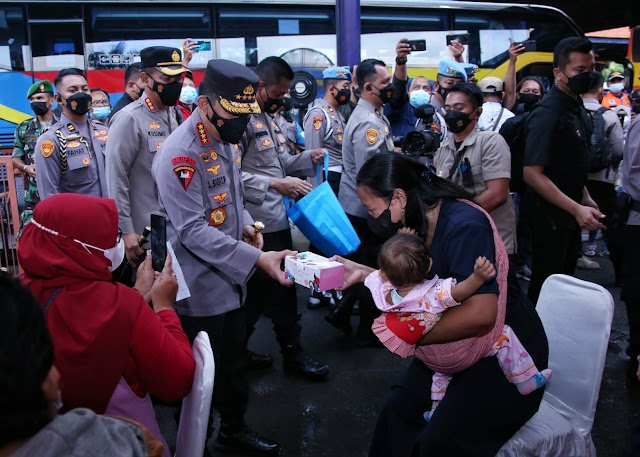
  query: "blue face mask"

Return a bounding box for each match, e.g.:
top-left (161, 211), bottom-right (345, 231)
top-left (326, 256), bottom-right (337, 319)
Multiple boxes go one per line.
top-left (92, 106), bottom-right (111, 120)
top-left (180, 86), bottom-right (198, 105)
top-left (409, 89), bottom-right (431, 108)
top-left (608, 83), bottom-right (624, 93)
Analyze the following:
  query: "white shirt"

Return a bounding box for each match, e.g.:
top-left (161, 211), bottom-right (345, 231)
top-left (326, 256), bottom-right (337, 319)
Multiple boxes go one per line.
top-left (478, 102), bottom-right (514, 132)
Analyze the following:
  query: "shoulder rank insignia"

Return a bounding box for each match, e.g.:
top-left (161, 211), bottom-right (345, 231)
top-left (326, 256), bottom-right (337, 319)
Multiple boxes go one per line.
top-left (383, 125), bottom-right (389, 133)
top-left (145, 98), bottom-right (156, 112)
top-left (328, 106), bottom-right (334, 113)
top-left (313, 116), bottom-right (323, 131)
top-left (235, 154), bottom-right (242, 165)
top-left (41, 140), bottom-right (55, 158)
top-left (173, 165), bottom-right (195, 191)
top-left (96, 129), bottom-right (107, 136)
top-left (366, 128), bottom-right (379, 145)
top-left (196, 122), bottom-right (210, 145)
top-left (67, 123), bottom-right (76, 133)
top-left (210, 207), bottom-right (226, 226)
top-left (171, 156), bottom-right (197, 167)
top-left (207, 164), bottom-right (221, 175)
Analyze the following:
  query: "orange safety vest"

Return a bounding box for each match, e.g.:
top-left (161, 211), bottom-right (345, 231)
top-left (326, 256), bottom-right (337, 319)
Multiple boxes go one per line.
top-left (602, 91), bottom-right (630, 109)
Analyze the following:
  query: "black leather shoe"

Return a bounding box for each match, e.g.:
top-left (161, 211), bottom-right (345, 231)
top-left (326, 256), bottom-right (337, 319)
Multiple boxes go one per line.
top-left (283, 349), bottom-right (329, 381)
top-left (307, 291), bottom-right (332, 310)
top-left (214, 426), bottom-right (280, 455)
top-left (247, 350), bottom-right (274, 370)
top-left (325, 307), bottom-right (352, 335)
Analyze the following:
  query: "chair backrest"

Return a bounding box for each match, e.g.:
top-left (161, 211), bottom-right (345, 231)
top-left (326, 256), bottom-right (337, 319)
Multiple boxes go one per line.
top-left (536, 274), bottom-right (614, 439)
top-left (174, 331), bottom-right (215, 457)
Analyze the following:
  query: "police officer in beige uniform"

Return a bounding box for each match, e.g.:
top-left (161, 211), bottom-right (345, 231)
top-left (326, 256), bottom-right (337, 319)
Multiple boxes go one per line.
top-left (337, 58), bottom-right (394, 345)
top-left (107, 46), bottom-right (185, 265)
top-left (35, 68), bottom-right (108, 199)
top-left (240, 56), bottom-right (329, 380)
top-left (304, 66), bottom-right (351, 196)
top-left (152, 59), bottom-right (290, 456)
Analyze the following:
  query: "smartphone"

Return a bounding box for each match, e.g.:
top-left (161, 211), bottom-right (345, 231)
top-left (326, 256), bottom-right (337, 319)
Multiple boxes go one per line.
top-left (516, 40), bottom-right (537, 52)
top-left (190, 40), bottom-right (211, 52)
top-left (446, 33), bottom-right (470, 46)
top-left (406, 39), bottom-right (427, 52)
top-left (150, 214), bottom-right (167, 273)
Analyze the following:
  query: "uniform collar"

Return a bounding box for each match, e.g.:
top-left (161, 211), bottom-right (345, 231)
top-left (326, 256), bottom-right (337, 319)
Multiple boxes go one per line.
top-left (443, 126), bottom-right (480, 150)
top-left (357, 98), bottom-right (383, 117)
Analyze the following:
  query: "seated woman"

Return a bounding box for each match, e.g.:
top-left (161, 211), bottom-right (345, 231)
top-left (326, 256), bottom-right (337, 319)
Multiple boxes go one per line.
top-left (0, 272), bottom-right (163, 457)
top-left (333, 153), bottom-right (549, 457)
top-left (18, 193), bottom-right (195, 457)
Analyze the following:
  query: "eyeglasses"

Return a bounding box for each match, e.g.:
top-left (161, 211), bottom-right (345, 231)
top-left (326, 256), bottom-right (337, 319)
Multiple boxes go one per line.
top-left (92, 100), bottom-right (110, 107)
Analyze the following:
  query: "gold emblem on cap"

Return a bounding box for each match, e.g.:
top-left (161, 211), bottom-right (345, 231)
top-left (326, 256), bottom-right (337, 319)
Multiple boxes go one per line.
top-left (172, 51), bottom-right (180, 62)
top-left (38, 83), bottom-right (45, 92)
top-left (446, 66), bottom-right (458, 77)
top-left (336, 70), bottom-right (346, 78)
top-left (243, 85), bottom-right (255, 96)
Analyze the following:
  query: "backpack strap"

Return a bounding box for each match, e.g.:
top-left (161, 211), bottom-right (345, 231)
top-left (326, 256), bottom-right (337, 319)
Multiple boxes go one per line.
top-left (303, 104), bottom-right (333, 141)
top-left (491, 107), bottom-right (505, 132)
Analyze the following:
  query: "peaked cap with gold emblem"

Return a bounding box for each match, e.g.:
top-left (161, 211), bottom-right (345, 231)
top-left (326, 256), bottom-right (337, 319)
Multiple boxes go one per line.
top-left (140, 46), bottom-right (188, 77)
top-left (203, 59), bottom-right (261, 116)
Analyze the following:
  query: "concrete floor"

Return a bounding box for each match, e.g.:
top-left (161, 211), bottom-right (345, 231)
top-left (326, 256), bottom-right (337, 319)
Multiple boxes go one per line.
top-left (158, 251), bottom-right (639, 456)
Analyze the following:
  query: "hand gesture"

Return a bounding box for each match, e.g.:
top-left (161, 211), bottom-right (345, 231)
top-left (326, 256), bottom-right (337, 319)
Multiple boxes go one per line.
top-left (256, 250), bottom-right (297, 286)
top-left (150, 254), bottom-right (178, 312)
top-left (134, 251), bottom-right (156, 302)
top-left (329, 255), bottom-right (373, 290)
top-left (123, 231), bottom-right (144, 266)
top-left (182, 38), bottom-right (199, 66)
top-left (25, 165), bottom-right (36, 178)
top-left (574, 205), bottom-right (605, 231)
top-left (473, 256), bottom-right (496, 281)
top-left (397, 227), bottom-right (417, 235)
top-left (508, 41), bottom-right (525, 62)
top-left (276, 176), bottom-right (313, 199)
top-left (449, 40), bottom-right (465, 60)
top-left (396, 39), bottom-right (412, 59)
top-left (310, 149), bottom-right (327, 164)
top-left (243, 224), bottom-right (264, 249)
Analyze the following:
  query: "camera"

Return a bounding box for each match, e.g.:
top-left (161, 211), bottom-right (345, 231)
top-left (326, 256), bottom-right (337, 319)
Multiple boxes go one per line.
top-left (402, 104), bottom-right (441, 157)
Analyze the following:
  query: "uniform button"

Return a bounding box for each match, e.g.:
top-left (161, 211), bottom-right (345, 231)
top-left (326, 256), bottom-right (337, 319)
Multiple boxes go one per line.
top-left (234, 270), bottom-right (239, 275)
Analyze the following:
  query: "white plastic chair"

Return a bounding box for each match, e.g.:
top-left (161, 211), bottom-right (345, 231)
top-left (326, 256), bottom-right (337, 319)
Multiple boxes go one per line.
top-left (174, 331), bottom-right (215, 457)
top-left (497, 274), bottom-right (614, 457)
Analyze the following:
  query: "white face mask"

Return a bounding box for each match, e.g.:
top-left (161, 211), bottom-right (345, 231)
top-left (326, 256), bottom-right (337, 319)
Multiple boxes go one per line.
top-left (179, 86), bottom-right (198, 105)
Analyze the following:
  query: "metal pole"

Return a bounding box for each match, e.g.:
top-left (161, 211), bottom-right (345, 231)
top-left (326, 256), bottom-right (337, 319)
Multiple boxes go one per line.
top-left (336, 0), bottom-right (361, 67)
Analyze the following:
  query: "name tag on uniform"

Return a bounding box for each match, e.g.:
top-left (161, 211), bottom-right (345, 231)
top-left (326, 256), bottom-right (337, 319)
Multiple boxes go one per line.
top-left (67, 147), bottom-right (91, 171)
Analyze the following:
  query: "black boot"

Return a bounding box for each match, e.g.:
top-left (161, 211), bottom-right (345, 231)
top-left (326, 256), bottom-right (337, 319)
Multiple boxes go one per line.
top-left (247, 350), bottom-right (274, 370)
top-left (214, 425), bottom-right (280, 455)
top-left (282, 345), bottom-right (329, 381)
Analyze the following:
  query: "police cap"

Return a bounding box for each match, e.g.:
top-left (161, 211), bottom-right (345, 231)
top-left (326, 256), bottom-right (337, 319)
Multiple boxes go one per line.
top-left (140, 46), bottom-right (188, 77)
top-left (203, 59), bottom-right (261, 115)
top-left (323, 66), bottom-right (352, 82)
top-left (437, 60), bottom-right (467, 82)
top-left (26, 80), bottom-right (54, 99)
top-left (607, 71), bottom-right (624, 82)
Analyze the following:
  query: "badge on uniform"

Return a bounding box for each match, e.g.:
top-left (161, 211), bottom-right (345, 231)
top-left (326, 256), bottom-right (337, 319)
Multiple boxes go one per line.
top-left (235, 154), bottom-right (242, 165)
top-left (200, 152), bottom-right (210, 162)
top-left (207, 164), bottom-right (221, 175)
top-left (196, 122), bottom-right (210, 145)
top-left (328, 106), bottom-right (334, 113)
top-left (82, 157), bottom-right (90, 165)
top-left (145, 98), bottom-right (156, 112)
top-left (96, 129), bottom-right (107, 136)
top-left (148, 121), bottom-right (160, 130)
top-left (254, 121), bottom-right (264, 129)
top-left (210, 207), bottom-right (226, 226)
top-left (174, 165), bottom-right (195, 191)
top-left (67, 140), bottom-right (81, 148)
top-left (337, 133), bottom-right (343, 143)
top-left (41, 140), bottom-right (55, 158)
top-left (366, 128), bottom-right (379, 145)
top-left (212, 192), bottom-right (228, 206)
top-left (262, 138), bottom-right (271, 148)
top-left (313, 116), bottom-right (323, 131)
top-left (171, 156), bottom-right (197, 167)
top-left (210, 150), bottom-right (218, 161)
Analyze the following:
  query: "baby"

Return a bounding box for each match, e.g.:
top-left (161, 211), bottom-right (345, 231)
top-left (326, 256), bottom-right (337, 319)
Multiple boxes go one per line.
top-left (366, 233), bottom-right (551, 421)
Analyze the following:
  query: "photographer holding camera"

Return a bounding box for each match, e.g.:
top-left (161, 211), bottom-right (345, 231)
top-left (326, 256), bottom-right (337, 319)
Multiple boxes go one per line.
top-left (401, 103), bottom-right (442, 160)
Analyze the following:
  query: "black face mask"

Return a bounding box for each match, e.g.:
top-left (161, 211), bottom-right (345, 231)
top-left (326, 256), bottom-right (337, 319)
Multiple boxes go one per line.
top-left (282, 97), bottom-right (295, 112)
top-left (30, 101), bottom-right (49, 116)
top-left (564, 72), bottom-right (598, 95)
top-left (366, 203), bottom-right (403, 240)
top-left (148, 78), bottom-right (182, 106)
top-left (352, 87), bottom-right (362, 101)
top-left (207, 99), bottom-right (250, 144)
top-left (518, 93), bottom-right (541, 107)
top-left (333, 87), bottom-right (352, 105)
top-left (444, 110), bottom-right (473, 134)
top-left (262, 88), bottom-right (285, 115)
top-left (373, 83), bottom-right (394, 104)
top-left (632, 103), bottom-right (640, 115)
top-left (437, 85), bottom-right (451, 102)
top-left (62, 92), bottom-right (92, 115)
top-left (132, 84), bottom-right (144, 98)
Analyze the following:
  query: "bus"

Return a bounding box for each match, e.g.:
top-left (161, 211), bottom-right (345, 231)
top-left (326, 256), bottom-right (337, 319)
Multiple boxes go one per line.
top-left (0, 0), bottom-right (584, 145)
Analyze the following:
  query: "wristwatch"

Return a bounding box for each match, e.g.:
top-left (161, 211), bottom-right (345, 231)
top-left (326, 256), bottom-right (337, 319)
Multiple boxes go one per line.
top-left (395, 56), bottom-right (407, 65)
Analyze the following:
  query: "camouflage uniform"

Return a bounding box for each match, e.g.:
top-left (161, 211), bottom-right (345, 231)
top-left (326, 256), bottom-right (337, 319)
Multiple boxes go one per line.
top-left (12, 114), bottom-right (58, 226)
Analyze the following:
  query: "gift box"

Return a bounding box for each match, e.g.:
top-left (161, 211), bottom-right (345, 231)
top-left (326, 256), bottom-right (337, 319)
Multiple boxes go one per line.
top-left (284, 251), bottom-right (345, 292)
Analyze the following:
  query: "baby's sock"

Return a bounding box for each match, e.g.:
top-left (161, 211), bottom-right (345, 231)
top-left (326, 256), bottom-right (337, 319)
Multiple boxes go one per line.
top-left (516, 368), bottom-right (552, 395)
top-left (423, 400), bottom-right (440, 422)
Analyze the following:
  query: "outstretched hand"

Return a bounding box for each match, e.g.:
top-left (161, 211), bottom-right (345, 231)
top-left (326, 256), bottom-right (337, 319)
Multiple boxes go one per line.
top-left (329, 255), bottom-right (374, 290)
top-left (473, 256), bottom-right (496, 282)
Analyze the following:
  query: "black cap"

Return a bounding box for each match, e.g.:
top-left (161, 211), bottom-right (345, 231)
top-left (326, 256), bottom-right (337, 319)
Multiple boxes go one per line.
top-left (204, 59), bottom-right (261, 115)
top-left (140, 46), bottom-right (187, 76)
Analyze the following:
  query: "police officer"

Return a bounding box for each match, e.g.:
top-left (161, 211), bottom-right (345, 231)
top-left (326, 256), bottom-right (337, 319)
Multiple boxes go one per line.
top-left (35, 68), bottom-right (107, 199)
top-left (337, 58), bottom-right (394, 345)
top-left (304, 66), bottom-right (351, 196)
top-left (107, 46), bottom-right (186, 265)
top-left (240, 56), bottom-right (328, 379)
top-left (429, 59), bottom-right (468, 113)
top-left (152, 59), bottom-right (290, 455)
top-left (12, 80), bottom-right (58, 227)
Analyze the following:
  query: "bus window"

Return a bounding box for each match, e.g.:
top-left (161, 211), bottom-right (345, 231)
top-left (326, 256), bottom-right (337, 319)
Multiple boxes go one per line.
top-left (454, 7), bottom-right (580, 68)
top-left (0, 7), bottom-right (27, 71)
top-left (361, 7), bottom-right (449, 67)
top-left (30, 23), bottom-right (84, 72)
top-left (86, 6), bottom-right (212, 70)
top-left (217, 5), bottom-right (335, 67)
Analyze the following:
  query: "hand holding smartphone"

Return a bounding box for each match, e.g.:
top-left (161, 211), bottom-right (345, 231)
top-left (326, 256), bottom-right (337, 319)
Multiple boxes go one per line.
top-left (150, 214), bottom-right (167, 273)
top-left (406, 39), bottom-right (427, 52)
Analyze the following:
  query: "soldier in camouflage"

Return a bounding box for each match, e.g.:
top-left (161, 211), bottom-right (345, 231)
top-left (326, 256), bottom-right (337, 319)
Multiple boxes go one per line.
top-left (12, 80), bottom-right (58, 228)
